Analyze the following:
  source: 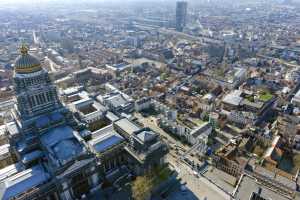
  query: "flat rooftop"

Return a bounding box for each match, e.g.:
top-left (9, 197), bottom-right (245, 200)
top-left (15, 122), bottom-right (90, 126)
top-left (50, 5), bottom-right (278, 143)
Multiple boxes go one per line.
top-left (0, 125), bottom-right (6, 137)
top-left (136, 130), bottom-right (157, 143)
top-left (89, 125), bottom-right (124, 153)
top-left (106, 94), bottom-right (130, 108)
top-left (0, 165), bottom-right (50, 200)
top-left (114, 118), bottom-right (141, 136)
top-left (222, 90), bottom-right (243, 106)
top-left (0, 144), bottom-right (10, 156)
top-left (0, 163), bottom-right (23, 182)
top-left (235, 175), bottom-right (290, 200)
top-left (40, 125), bottom-right (85, 166)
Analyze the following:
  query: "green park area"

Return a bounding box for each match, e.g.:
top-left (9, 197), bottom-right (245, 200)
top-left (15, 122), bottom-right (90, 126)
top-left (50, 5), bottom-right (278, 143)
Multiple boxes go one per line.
top-left (258, 90), bottom-right (273, 102)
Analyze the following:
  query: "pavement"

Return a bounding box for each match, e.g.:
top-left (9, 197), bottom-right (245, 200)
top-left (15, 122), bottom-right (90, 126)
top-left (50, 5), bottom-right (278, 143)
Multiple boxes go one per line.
top-left (235, 175), bottom-right (291, 200)
top-left (166, 186), bottom-right (200, 200)
top-left (202, 166), bottom-right (236, 194)
top-left (167, 153), bottom-right (231, 200)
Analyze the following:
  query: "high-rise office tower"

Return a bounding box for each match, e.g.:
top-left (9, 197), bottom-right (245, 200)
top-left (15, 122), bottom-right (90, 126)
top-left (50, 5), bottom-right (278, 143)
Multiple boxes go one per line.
top-left (176, 1), bottom-right (188, 32)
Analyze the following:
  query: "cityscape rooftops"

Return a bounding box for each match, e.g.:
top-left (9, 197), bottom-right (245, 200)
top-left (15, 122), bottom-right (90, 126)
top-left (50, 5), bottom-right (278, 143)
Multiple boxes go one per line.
top-left (35, 112), bottom-right (64, 129)
top-left (98, 92), bottom-right (134, 113)
top-left (0, 125), bottom-right (6, 137)
top-left (222, 89), bottom-right (274, 111)
top-left (106, 61), bottom-right (131, 72)
top-left (107, 94), bottom-right (129, 107)
top-left (0, 163), bottom-right (23, 182)
top-left (114, 118), bottom-right (141, 137)
top-left (105, 111), bottom-right (120, 122)
top-left (2, 1), bottom-right (300, 199)
top-left (136, 130), bottom-right (157, 144)
top-left (40, 125), bottom-right (85, 167)
top-left (0, 165), bottom-right (50, 200)
top-left (235, 175), bottom-right (290, 200)
top-left (222, 90), bottom-right (243, 106)
top-left (291, 89), bottom-right (300, 106)
top-left (89, 124), bottom-right (125, 154)
top-left (21, 150), bottom-right (43, 165)
top-left (6, 122), bottom-right (20, 137)
top-left (0, 144), bottom-right (10, 157)
top-left (61, 86), bottom-right (84, 96)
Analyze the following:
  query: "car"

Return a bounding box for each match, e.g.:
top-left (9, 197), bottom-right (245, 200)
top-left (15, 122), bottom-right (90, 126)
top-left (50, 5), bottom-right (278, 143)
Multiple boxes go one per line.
top-left (193, 171), bottom-right (199, 178)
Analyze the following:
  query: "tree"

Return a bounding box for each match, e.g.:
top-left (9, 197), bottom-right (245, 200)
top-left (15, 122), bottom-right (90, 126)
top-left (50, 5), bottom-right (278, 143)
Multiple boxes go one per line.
top-left (132, 165), bottom-right (172, 200)
top-left (202, 112), bottom-right (209, 122)
top-left (132, 175), bottom-right (153, 200)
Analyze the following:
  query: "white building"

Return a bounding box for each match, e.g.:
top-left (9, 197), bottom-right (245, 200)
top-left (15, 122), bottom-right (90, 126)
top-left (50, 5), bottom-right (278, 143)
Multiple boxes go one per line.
top-left (64, 89), bottom-right (108, 124)
top-left (187, 122), bottom-right (212, 145)
top-left (292, 89), bottom-right (300, 107)
top-left (135, 97), bottom-right (152, 112)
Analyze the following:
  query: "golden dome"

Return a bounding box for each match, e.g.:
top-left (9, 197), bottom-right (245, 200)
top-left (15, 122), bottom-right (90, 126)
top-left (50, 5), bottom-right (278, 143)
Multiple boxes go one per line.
top-left (14, 45), bottom-right (42, 74)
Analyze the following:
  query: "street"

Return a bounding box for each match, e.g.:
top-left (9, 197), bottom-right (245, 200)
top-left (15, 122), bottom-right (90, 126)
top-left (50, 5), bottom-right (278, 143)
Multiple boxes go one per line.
top-left (167, 154), bottom-right (231, 200)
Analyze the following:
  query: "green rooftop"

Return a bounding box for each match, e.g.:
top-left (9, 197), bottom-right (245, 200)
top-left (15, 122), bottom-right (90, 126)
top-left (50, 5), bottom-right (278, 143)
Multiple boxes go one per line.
top-left (258, 91), bottom-right (273, 102)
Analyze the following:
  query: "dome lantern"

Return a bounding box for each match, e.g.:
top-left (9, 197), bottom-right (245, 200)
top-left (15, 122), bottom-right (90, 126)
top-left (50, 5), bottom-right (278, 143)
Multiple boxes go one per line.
top-left (20, 44), bottom-right (29, 55)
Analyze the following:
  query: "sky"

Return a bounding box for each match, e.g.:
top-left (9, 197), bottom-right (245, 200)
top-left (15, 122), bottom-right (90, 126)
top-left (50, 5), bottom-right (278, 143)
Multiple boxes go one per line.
top-left (0, 0), bottom-right (299, 6)
top-left (0, 0), bottom-right (178, 6)
top-left (0, 0), bottom-right (192, 2)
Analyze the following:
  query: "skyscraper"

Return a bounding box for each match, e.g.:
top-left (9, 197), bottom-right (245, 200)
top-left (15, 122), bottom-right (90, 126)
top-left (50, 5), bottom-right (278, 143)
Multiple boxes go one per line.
top-left (176, 1), bottom-right (188, 32)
